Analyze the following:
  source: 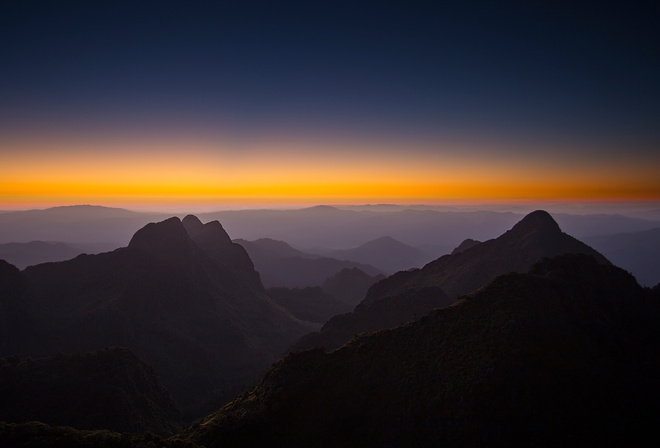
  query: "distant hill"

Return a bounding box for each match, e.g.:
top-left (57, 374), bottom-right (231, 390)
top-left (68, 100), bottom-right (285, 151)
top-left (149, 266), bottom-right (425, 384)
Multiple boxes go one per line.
top-left (313, 236), bottom-right (434, 274)
top-left (585, 227), bottom-right (660, 287)
top-left (0, 216), bottom-right (309, 418)
top-left (321, 267), bottom-right (386, 306)
top-left (0, 347), bottom-right (181, 435)
top-left (184, 254), bottom-right (660, 447)
top-left (235, 238), bottom-right (383, 287)
top-left (365, 210), bottom-right (610, 303)
top-left (0, 241), bottom-right (80, 269)
top-left (0, 205), bottom-right (165, 246)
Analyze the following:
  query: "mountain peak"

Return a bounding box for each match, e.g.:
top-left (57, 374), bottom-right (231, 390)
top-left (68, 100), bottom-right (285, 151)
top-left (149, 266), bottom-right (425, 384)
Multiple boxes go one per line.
top-left (128, 217), bottom-right (193, 257)
top-left (182, 214), bottom-right (204, 236)
top-left (509, 210), bottom-right (561, 235)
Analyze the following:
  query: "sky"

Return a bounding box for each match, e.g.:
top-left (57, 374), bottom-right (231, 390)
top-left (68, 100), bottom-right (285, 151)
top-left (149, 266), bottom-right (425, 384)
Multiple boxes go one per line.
top-left (1, 0), bottom-right (659, 211)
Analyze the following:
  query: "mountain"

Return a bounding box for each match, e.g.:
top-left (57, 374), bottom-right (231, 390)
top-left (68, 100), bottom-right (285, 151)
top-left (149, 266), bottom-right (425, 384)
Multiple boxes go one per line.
top-left (0, 347), bottom-right (181, 435)
top-left (0, 216), bottom-right (309, 418)
top-left (235, 238), bottom-right (383, 287)
top-left (321, 267), bottom-right (386, 306)
top-left (364, 210), bottom-right (610, 303)
top-left (183, 254), bottom-right (660, 447)
top-left (315, 236), bottom-right (434, 274)
top-left (0, 241), bottom-right (80, 269)
top-left (584, 227), bottom-right (660, 287)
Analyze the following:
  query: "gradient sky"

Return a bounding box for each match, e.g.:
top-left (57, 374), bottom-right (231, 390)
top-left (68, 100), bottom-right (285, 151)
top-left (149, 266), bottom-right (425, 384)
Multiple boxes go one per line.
top-left (1, 1), bottom-right (659, 210)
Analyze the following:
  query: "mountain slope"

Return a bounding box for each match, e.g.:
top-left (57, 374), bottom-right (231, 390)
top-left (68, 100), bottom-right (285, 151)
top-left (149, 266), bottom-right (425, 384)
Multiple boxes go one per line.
top-left (0, 216), bottom-right (309, 417)
top-left (235, 238), bottom-right (383, 287)
top-left (0, 347), bottom-right (181, 435)
top-left (365, 210), bottom-right (610, 303)
top-left (184, 254), bottom-right (660, 447)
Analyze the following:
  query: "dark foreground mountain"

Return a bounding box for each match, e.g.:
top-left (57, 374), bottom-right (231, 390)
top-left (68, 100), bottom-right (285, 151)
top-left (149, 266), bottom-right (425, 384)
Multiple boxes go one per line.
top-left (0, 347), bottom-right (180, 434)
top-left (0, 216), bottom-right (309, 418)
top-left (235, 238), bottom-right (383, 287)
top-left (0, 421), bottom-right (200, 448)
top-left (183, 254), bottom-right (660, 447)
top-left (365, 210), bottom-right (610, 303)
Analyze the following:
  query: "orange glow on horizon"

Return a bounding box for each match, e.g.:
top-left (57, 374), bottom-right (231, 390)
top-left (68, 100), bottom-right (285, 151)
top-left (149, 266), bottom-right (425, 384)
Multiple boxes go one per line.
top-left (1, 135), bottom-right (659, 210)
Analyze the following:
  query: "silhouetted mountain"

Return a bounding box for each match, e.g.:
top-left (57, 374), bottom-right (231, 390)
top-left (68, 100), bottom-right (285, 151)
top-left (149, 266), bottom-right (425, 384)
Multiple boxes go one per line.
top-left (292, 286), bottom-right (451, 352)
top-left (184, 215), bottom-right (262, 286)
top-left (0, 216), bottom-right (309, 418)
top-left (0, 241), bottom-right (80, 269)
top-left (450, 238), bottom-right (481, 254)
top-left (235, 238), bottom-right (383, 287)
top-left (585, 227), bottom-right (660, 287)
top-left (267, 287), bottom-right (351, 324)
top-left (184, 254), bottom-right (660, 447)
top-left (0, 347), bottom-right (181, 434)
top-left (316, 236), bottom-right (433, 274)
top-left (321, 267), bottom-right (386, 306)
top-left (365, 210), bottom-right (610, 303)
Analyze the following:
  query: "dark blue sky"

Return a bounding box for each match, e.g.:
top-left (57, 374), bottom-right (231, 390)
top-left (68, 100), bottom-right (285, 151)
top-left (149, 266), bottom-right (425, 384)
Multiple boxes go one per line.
top-left (2, 0), bottom-right (658, 148)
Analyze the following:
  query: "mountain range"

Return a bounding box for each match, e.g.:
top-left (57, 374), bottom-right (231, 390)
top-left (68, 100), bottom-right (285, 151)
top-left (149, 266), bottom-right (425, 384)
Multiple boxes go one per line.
top-left (184, 254), bottom-right (660, 447)
top-left (292, 210), bottom-right (610, 352)
top-left (1, 208), bottom-right (659, 446)
top-left (0, 215), bottom-right (310, 418)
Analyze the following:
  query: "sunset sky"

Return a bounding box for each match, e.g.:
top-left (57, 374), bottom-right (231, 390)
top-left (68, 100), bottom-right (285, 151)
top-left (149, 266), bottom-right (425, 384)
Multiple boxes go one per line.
top-left (1, 1), bottom-right (659, 210)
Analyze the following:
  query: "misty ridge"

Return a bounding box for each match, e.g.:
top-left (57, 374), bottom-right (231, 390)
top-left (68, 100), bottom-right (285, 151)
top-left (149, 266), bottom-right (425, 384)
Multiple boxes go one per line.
top-left (1, 205), bottom-right (660, 447)
top-left (1, 204), bottom-right (659, 285)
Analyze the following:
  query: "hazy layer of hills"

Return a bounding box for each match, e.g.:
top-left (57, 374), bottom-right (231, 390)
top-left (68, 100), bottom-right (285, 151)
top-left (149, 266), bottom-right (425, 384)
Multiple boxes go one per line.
top-left (0, 215), bottom-right (310, 418)
top-left (585, 227), bottom-right (660, 287)
top-left (307, 235), bottom-right (435, 274)
top-left (234, 238), bottom-right (383, 287)
top-left (185, 254), bottom-right (660, 447)
top-left (0, 347), bottom-right (181, 434)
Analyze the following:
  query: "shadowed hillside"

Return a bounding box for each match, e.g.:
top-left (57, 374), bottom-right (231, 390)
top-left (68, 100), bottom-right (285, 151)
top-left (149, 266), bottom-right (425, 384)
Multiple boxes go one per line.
top-left (0, 347), bottom-right (181, 435)
top-left (184, 254), bottom-right (660, 447)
